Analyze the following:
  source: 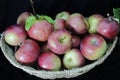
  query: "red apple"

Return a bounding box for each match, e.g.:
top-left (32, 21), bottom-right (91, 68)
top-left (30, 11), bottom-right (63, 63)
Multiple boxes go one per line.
top-left (67, 13), bottom-right (89, 35)
top-left (48, 29), bottom-right (72, 55)
top-left (25, 15), bottom-right (54, 42)
top-left (80, 34), bottom-right (107, 60)
top-left (4, 24), bottom-right (27, 46)
top-left (15, 39), bottom-right (41, 65)
top-left (54, 18), bottom-right (66, 30)
top-left (55, 11), bottom-right (70, 21)
top-left (63, 49), bottom-right (85, 69)
top-left (71, 35), bottom-right (81, 48)
top-left (28, 20), bottom-right (53, 41)
top-left (88, 14), bottom-right (104, 34)
top-left (17, 12), bottom-right (32, 26)
top-left (38, 52), bottom-right (61, 71)
top-left (97, 17), bottom-right (120, 39)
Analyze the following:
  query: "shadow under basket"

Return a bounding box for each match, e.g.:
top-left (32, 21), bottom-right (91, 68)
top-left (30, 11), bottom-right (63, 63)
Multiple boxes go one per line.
top-left (0, 33), bottom-right (118, 79)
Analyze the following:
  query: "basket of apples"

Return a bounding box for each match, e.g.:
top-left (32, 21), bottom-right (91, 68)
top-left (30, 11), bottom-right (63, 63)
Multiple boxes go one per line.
top-left (0, 7), bottom-right (120, 79)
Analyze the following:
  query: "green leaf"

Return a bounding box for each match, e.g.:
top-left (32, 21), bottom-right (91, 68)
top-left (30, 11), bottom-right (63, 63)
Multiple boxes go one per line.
top-left (39, 15), bottom-right (54, 24)
top-left (113, 8), bottom-right (120, 23)
top-left (25, 14), bottom-right (54, 31)
top-left (25, 15), bottom-right (37, 31)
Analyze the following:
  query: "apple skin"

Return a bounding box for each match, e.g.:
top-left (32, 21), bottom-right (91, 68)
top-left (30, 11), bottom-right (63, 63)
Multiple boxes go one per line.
top-left (63, 49), bottom-right (85, 69)
top-left (88, 14), bottom-right (104, 34)
top-left (48, 29), bottom-right (72, 55)
top-left (4, 24), bottom-right (27, 46)
top-left (80, 34), bottom-right (107, 60)
top-left (28, 20), bottom-right (53, 42)
top-left (54, 18), bottom-right (66, 30)
top-left (17, 12), bottom-right (32, 26)
top-left (55, 11), bottom-right (70, 21)
top-left (67, 13), bottom-right (89, 35)
top-left (97, 18), bottom-right (120, 39)
top-left (15, 39), bottom-right (41, 65)
top-left (71, 35), bottom-right (81, 48)
top-left (38, 52), bottom-right (61, 71)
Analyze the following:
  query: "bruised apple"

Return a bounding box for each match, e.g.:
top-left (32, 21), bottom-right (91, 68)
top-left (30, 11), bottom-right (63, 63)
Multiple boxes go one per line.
top-left (80, 34), bottom-right (107, 60)
top-left (15, 39), bottom-right (41, 65)
top-left (4, 24), bottom-right (27, 46)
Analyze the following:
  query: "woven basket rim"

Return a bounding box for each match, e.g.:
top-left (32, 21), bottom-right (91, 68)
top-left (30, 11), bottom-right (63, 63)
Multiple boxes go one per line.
top-left (0, 33), bottom-right (118, 79)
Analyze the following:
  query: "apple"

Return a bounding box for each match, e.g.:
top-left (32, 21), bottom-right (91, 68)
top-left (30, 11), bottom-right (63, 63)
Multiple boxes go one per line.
top-left (66, 13), bottom-right (89, 35)
top-left (25, 15), bottom-right (54, 42)
top-left (97, 17), bottom-right (120, 39)
top-left (28, 20), bottom-right (53, 42)
top-left (71, 35), bottom-right (81, 48)
top-left (15, 39), bottom-right (41, 65)
top-left (38, 52), bottom-right (61, 71)
top-left (63, 49), bottom-right (85, 69)
top-left (88, 14), bottom-right (104, 34)
top-left (4, 24), bottom-right (27, 46)
top-left (48, 29), bottom-right (72, 55)
top-left (17, 12), bottom-right (32, 26)
top-left (54, 18), bottom-right (66, 30)
top-left (80, 34), bottom-right (107, 60)
top-left (55, 11), bottom-right (70, 21)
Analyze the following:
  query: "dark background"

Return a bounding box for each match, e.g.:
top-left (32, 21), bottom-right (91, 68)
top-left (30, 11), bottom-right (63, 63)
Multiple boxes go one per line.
top-left (0, 0), bottom-right (120, 80)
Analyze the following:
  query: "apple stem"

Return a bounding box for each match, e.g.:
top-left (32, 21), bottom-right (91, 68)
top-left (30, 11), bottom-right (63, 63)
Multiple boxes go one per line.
top-left (29, 0), bottom-right (39, 19)
top-left (107, 13), bottom-right (113, 22)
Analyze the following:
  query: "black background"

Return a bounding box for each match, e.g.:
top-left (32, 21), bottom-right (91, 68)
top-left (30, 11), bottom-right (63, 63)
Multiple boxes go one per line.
top-left (0, 0), bottom-right (120, 80)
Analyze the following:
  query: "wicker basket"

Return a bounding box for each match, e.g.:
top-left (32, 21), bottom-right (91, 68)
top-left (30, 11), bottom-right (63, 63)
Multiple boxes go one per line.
top-left (0, 33), bottom-right (118, 79)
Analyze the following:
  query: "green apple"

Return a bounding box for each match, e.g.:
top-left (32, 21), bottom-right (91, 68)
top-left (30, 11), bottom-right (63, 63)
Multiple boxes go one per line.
top-left (88, 14), bottom-right (104, 34)
top-left (63, 49), bottom-right (85, 69)
top-left (55, 11), bottom-right (70, 21)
